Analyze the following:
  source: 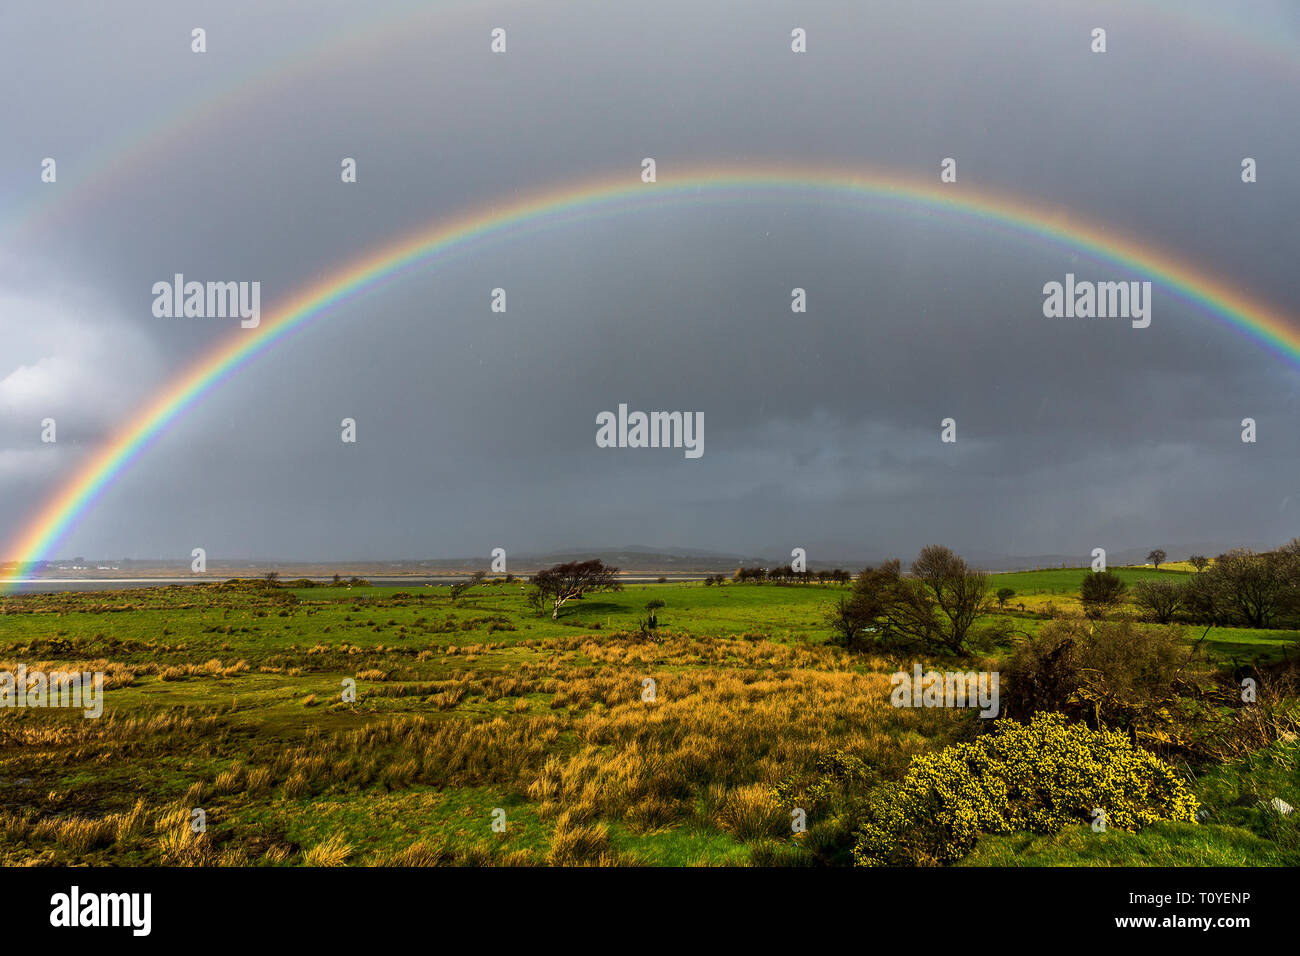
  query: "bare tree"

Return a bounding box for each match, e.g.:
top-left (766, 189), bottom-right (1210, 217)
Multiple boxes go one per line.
top-left (1205, 549), bottom-right (1289, 628)
top-left (529, 559), bottom-right (622, 619)
top-left (909, 545), bottom-right (994, 654)
top-left (1189, 555), bottom-right (1209, 573)
top-left (1133, 579), bottom-right (1184, 624)
top-left (844, 548), bottom-right (994, 655)
top-left (1146, 548), bottom-right (1167, 571)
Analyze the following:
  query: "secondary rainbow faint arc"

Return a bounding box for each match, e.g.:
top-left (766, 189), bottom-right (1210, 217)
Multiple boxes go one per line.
top-left (7, 163), bottom-right (1300, 579)
top-left (5, 0), bottom-right (1298, 247)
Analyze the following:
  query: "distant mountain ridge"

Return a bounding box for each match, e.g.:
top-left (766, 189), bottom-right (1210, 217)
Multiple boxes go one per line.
top-left (20, 539), bottom-right (1287, 577)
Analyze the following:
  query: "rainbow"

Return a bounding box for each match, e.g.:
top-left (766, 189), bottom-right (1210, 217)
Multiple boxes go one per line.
top-left (1, 0), bottom-right (508, 244)
top-left (5, 163), bottom-right (1299, 580)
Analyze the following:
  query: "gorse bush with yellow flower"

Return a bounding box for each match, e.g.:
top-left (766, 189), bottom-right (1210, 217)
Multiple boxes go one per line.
top-left (853, 712), bottom-right (1199, 866)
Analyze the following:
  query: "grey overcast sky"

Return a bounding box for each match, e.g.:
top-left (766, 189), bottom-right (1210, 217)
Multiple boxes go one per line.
top-left (2, 0), bottom-right (1299, 566)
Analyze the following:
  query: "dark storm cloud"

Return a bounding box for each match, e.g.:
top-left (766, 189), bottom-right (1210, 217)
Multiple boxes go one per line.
top-left (3, 0), bottom-right (1299, 565)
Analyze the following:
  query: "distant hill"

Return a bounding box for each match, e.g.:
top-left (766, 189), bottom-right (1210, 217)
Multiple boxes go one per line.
top-left (18, 539), bottom-right (1285, 579)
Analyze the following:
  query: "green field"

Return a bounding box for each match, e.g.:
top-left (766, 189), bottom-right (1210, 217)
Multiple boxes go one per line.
top-left (991, 565), bottom-right (1188, 594)
top-left (0, 569), bottom-right (1296, 866)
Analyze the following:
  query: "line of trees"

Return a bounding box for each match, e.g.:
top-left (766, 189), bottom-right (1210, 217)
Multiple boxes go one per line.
top-left (1129, 542), bottom-right (1300, 629)
top-left (732, 566), bottom-right (852, 585)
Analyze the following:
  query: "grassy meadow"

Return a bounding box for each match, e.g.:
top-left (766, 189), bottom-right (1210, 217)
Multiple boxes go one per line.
top-left (1, 567), bottom-right (1297, 867)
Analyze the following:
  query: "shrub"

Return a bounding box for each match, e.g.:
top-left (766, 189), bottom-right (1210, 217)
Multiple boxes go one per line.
top-left (852, 713), bottom-right (1198, 866)
top-left (824, 594), bottom-right (872, 650)
top-left (1073, 618), bottom-right (1190, 726)
top-left (770, 750), bottom-right (878, 865)
top-left (1080, 571), bottom-right (1127, 618)
top-left (1002, 624), bottom-right (1081, 717)
top-left (1003, 617), bottom-right (1195, 730)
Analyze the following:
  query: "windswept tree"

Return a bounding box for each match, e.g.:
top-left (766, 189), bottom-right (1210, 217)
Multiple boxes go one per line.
top-left (638, 598), bottom-right (665, 637)
top-left (449, 570), bottom-right (486, 605)
top-left (1146, 548), bottom-right (1167, 571)
top-left (528, 559), bottom-right (621, 619)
